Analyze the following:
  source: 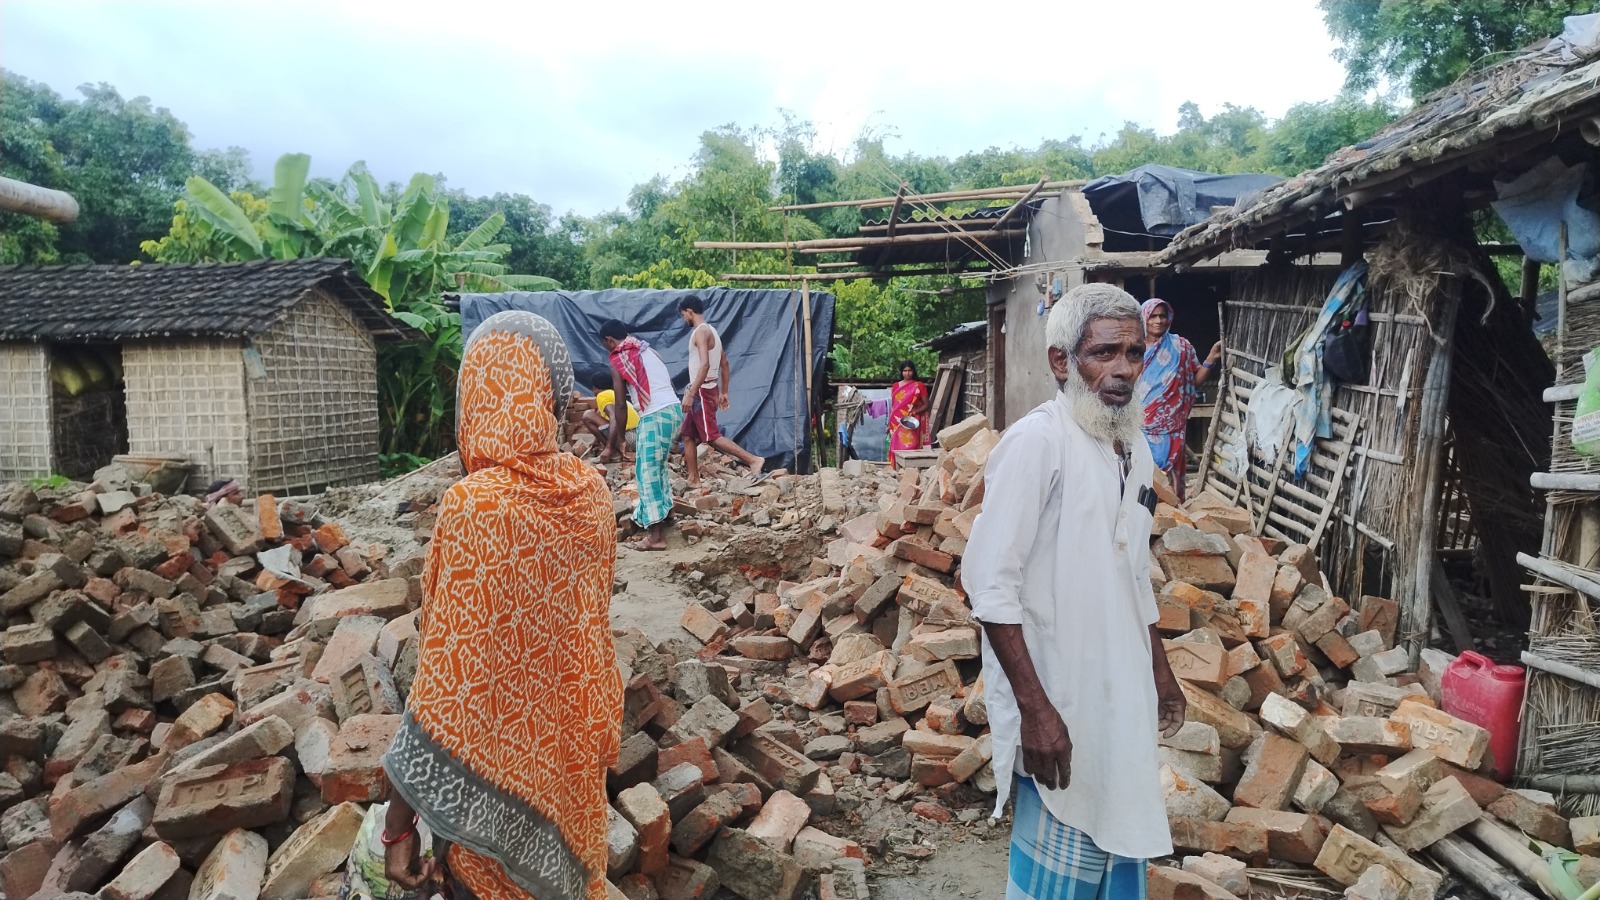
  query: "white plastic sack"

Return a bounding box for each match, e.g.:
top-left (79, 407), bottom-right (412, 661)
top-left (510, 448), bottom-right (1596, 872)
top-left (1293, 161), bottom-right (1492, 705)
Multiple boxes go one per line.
top-left (340, 802), bottom-right (439, 900)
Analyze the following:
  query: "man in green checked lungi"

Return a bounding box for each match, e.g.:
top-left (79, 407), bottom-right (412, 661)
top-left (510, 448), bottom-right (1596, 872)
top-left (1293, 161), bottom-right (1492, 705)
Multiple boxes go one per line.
top-left (601, 318), bottom-right (682, 551)
top-left (962, 284), bottom-right (1187, 899)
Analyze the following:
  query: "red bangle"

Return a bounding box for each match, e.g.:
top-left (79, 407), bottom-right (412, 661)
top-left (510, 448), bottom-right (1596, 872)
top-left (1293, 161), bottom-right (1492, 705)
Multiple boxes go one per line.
top-left (381, 815), bottom-right (419, 846)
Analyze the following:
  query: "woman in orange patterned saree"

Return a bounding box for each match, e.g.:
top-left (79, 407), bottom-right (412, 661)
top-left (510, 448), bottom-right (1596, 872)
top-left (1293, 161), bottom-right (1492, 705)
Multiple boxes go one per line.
top-left (382, 311), bottom-right (623, 900)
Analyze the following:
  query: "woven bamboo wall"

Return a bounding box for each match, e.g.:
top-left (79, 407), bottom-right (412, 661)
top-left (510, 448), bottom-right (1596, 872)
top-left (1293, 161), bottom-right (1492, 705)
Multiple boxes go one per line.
top-left (0, 344), bottom-right (51, 481)
top-left (246, 289), bottom-right (380, 493)
top-left (123, 339), bottom-right (250, 491)
top-left (1215, 265), bottom-right (1444, 604)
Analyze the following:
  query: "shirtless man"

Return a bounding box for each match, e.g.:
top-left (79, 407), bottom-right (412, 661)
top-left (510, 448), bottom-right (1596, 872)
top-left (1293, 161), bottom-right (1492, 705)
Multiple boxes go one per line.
top-left (678, 295), bottom-right (765, 487)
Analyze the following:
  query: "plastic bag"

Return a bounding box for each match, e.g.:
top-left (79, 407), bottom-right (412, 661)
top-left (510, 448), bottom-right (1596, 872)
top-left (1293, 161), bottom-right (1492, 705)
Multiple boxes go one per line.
top-left (340, 802), bottom-right (437, 900)
top-left (1572, 349), bottom-right (1600, 458)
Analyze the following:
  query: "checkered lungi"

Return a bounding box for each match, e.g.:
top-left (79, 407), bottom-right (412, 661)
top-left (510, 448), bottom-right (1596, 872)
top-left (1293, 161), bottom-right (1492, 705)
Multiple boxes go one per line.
top-left (1007, 777), bottom-right (1147, 900)
top-left (632, 406), bottom-right (682, 528)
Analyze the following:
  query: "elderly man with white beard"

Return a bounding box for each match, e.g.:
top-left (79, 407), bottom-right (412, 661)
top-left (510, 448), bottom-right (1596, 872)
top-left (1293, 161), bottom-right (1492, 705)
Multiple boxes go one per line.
top-left (962, 283), bottom-right (1186, 900)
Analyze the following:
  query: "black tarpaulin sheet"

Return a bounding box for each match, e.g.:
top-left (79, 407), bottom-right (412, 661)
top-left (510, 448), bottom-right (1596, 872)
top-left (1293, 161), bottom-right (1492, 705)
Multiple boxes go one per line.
top-left (1082, 164), bottom-right (1282, 237)
top-left (459, 288), bottom-right (834, 472)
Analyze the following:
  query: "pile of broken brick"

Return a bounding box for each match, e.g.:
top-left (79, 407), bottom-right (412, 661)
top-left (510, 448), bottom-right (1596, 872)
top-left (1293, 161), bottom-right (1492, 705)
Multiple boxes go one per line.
top-left (628, 414), bottom-right (1600, 900)
top-left (0, 477), bottom-right (425, 900)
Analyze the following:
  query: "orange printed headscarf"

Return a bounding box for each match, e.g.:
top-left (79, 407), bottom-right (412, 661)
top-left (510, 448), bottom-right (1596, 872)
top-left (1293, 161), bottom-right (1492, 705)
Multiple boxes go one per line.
top-left (384, 311), bottom-right (622, 900)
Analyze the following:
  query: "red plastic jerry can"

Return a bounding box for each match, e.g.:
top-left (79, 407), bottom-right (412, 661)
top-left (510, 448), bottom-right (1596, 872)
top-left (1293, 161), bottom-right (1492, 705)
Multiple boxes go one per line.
top-left (1440, 650), bottom-right (1526, 782)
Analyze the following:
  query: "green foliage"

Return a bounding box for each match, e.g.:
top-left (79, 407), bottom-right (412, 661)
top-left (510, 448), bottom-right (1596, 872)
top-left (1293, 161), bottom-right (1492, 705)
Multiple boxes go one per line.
top-left (28, 474), bottom-right (69, 490)
top-left (829, 278), bottom-right (985, 381)
top-left (612, 260), bottom-right (719, 290)
top-left (142, 153), bottom-right (561, 462)
top-left (380, 452), bottom-right (432, 479)
top-left (1320, 0), bottom-right (1592, 100)
top-left (0, 72), bottom-right (206, 264)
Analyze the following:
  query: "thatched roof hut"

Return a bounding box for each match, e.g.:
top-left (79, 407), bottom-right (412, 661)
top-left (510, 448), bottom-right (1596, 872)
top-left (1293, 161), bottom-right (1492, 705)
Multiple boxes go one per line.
top-left (1161, 18), bottom-right (1600, 811)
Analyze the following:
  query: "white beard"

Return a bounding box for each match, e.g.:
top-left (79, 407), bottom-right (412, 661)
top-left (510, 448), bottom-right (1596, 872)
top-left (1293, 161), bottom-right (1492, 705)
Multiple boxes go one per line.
top-left (1062, 366), bottom-right (1142, 444)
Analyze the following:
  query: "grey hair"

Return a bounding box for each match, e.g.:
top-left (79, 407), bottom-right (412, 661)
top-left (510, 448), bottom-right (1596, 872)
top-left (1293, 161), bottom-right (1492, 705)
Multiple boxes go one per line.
top-left (1045, 283), bottom-right (1142, 358)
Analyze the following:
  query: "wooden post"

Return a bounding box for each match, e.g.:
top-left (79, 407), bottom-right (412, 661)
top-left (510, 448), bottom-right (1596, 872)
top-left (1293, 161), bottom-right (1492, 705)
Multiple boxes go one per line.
top-left (988, 302), bottom-right (1006, 428)
top-left (1404, 295), bottom-right (1460, 665)
top-left (1341, 212), bottom-right (1366, 265)
top-left (1559, 222), bottom-right (1570, 382)
top-left (801, 279), bottom-right (817, 472)
top-left (1520, 257), bottom-right (1541, 327)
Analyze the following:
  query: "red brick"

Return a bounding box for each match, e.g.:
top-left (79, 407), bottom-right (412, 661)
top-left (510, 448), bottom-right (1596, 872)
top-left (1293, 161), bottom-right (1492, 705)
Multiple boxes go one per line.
top-left (728, 636), bottom-right (792, 661)
top-left (152, 756), bottom-right (294, 841)
top-left (746, 789), bottom-right (811, 852)
top-left (1156, 593), bottom-right (1192, 634)
top-left (1315, 631), bottom-right (1360, 669)
top-left (896, 574), bottom-right (963, 618)
top-left (669, 790), bottom-right (744, 857)
top-left (890, 538), bottom-right (953, 573)
top-left (1234, 733), bottom-right (1309, 811)
top-left (910, 754), bottom-right (954, 787)
top-left (886, 660), bottom-right (960, 715)
top-left (911, 800), bottom-right (952, 823)
top-left (734, 732), bottom-right (820, 796)
top-left (1224, 808), bottom-right (1327, 864)
top-left (311, 522), bottom-right (349, 554)
top-left (1164, 640), bottom-right (1228, 692)
top-left (1231, 554), bottom-right (1276, 638)
top-left (617, 784), bottom-right (671, 874)
top-left (50, 753), bottom-right (166, 842)
top-left (1487, 790), bottom-right (1572, 848)
top-left (658, 737), bottom-right (718, 785)
top-left (1259, 633), bottom-right (1307, 678)
top-left (1167, 817), bottom-right (1269, 865)
top-left (320, 714), bottom-right (400, 803)
top-left (0, 840), bottom-right (56, 899)
top-left (828, 650), bottom-right (895, 702)
top-left (842, 700), bottom-right (878, 726)
top-left (1359, 596), bottom-right (1399, 649)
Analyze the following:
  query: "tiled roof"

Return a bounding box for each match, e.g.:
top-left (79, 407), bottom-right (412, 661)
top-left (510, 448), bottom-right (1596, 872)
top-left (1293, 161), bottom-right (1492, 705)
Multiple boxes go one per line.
top-left (0, 257), bottom-right (419, 342)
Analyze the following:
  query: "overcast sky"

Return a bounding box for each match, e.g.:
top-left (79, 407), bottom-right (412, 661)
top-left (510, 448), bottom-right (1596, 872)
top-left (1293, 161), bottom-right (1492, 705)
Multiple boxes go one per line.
top-left (3, 0), bottom-right (1349, 215)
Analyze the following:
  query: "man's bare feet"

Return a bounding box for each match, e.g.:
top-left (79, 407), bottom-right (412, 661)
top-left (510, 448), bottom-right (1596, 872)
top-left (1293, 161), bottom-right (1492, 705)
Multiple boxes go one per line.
top-left (626, 537), bottom-right (667, 551)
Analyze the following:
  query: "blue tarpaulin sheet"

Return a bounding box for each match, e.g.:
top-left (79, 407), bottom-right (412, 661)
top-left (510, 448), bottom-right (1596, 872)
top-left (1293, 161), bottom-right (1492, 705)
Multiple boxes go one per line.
top-left (458, 288), bottom-right (833, 472)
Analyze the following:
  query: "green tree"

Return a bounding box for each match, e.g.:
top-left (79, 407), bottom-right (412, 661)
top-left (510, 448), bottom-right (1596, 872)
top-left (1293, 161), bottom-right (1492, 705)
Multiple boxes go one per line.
top-left (1320, 0), bottom-right (1591, 99)
top-left (1256, 97), bottom-right (1398, 173)
top-left (143, 153), bottom-right (559, 461)
top-left (443, 189), bottom-right (586, 288)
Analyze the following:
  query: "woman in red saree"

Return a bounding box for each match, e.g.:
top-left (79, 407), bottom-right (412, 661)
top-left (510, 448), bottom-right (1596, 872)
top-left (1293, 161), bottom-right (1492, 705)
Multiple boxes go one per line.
top-left (889, 360), bottom-right (930, 467)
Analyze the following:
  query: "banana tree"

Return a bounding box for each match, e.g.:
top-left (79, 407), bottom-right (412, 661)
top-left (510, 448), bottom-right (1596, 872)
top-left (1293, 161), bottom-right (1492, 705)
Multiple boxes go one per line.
top-left (156, 152), bottom-right (562, 461)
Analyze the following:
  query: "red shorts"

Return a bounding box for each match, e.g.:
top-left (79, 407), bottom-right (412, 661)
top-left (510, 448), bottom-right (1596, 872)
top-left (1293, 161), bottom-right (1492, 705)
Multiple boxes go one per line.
top-left (683, 386), bottom-right (722, 443)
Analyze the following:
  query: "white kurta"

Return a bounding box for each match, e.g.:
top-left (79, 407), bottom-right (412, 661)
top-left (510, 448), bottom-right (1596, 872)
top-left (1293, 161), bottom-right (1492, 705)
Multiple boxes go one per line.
top-left (961, 392), bottom-right (1172, 860)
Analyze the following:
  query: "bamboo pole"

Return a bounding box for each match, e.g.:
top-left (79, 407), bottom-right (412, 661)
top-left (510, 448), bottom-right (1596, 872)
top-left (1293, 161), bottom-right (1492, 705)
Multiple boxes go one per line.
top-left (767, 180), bottom-right (1085, 212)
top-left (694, 229), bottom-right (1025, 252)
top-left (1430, 834), bottom-right (1542, 900)
top-left (885, 184), bottom-right (907, 240)
top-left (1521, 650), bottom-right (1600, 691)
top-left (0, 176), bottom-right (79, 223)
top-left (990, 178), bottom-right (1048, 231)
top-left (1525, 773), bottom-right (1600, 792)
top-left (720, 269), bottom-right (989, 282)
top-left (1465, 818), bottom-right (1564, 900)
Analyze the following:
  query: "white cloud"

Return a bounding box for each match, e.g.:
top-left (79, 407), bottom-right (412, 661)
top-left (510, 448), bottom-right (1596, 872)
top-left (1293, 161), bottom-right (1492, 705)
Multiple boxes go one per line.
top-left (2, 0), bottom-right (1347, 214)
